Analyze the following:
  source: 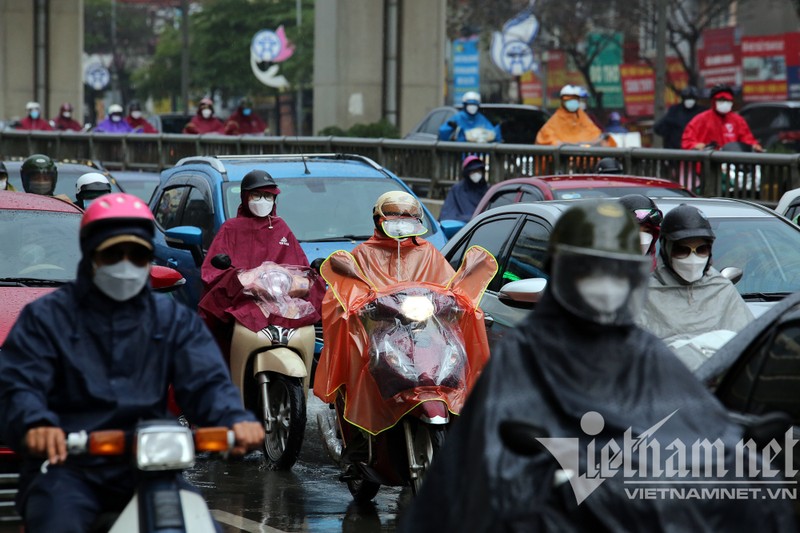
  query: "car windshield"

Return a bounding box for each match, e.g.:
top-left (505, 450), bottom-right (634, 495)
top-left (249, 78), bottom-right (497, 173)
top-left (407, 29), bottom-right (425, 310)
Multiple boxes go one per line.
top-left (709, 216), bottom-right (800, 297)
top-left (555, 187), bottom-right (692, 200)
top-left (222, 177), bottom-right (437, 241)
top-left (8, 167), bottom-right (123, 201)
top-left (0, 210), bottom-right (81, 282)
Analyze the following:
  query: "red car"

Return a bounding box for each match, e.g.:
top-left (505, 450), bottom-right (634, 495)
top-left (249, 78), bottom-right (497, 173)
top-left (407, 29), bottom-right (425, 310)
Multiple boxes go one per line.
top-left (473, 174), bottom-right (693, 216)
top-left (0, 191), bottom-right (182, 520)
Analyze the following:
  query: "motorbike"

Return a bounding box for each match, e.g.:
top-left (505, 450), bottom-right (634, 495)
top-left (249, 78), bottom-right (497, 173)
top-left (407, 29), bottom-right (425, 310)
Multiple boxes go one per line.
top-left (209, 254), bottom-right (318, 470)
top-left (316, 245), bottom-right (497, 501)
top-left (41, 420), bottom-right (234, 532)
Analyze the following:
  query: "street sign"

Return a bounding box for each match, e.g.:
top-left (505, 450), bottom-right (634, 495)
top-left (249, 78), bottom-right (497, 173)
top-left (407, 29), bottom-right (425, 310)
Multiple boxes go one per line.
top-left (453, 36), bottom-right (480, 104)
top-left (84, 63), bottom-right (110, 91)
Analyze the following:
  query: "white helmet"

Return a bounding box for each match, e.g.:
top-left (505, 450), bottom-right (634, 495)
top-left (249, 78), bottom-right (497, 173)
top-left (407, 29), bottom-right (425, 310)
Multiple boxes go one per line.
top-left (560, 85), bottom-right (581, 98)
top-left (461, 91), bottom-right (481, 105)
top-left (108, 104), bottom-right (124, 114)
top-left (26, 101), bottom-right (40, 111)
top-left (76, 172), bottom-right (110, 195)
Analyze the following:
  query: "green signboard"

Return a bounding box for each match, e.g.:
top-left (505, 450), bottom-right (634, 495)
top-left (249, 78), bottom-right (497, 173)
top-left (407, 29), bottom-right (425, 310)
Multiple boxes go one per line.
top-left (587, 32), bottom-right (624, 108)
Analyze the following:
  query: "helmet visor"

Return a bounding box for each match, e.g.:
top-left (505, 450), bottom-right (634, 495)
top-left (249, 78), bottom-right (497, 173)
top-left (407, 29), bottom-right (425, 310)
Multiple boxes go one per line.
top-left (551, 244), bottom-right (649, 326)
top-left (633, 208), bottom-right (663, 227)
top-left (381, 216), bottom-right (427, 239)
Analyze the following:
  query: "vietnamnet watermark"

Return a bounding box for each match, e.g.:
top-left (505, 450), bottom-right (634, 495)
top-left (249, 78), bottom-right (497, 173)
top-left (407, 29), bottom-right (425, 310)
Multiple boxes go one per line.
top-left (535, 410), bottom-right (798, 505)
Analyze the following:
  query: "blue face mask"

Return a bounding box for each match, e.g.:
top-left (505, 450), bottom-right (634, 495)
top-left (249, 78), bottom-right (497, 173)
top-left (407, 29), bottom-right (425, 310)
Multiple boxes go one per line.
top-left (243, 108), bottom-right (252, 116)
top-left (563, 100), bottom-right (580, 113)
top-left (30, 111), bottom-right (40, 120)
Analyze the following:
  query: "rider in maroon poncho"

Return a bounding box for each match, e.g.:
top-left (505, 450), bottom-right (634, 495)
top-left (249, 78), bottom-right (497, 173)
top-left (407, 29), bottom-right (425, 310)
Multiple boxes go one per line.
top-left (198, 169), bottom-right (323, 355)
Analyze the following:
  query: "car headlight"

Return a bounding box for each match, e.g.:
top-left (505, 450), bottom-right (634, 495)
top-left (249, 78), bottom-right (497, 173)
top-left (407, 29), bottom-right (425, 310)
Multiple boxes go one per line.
top-left (136, 425), bottom-right (195, 471)
top-left (400, 295), bottom-right (434, 322)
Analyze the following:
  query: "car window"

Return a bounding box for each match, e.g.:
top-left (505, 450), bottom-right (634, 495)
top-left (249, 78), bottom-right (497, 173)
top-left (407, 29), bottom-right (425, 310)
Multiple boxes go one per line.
top-left (446, 216), bottom-right (518, 287)
top-left (554, 186), bottom-right (691, 200)
top-left (485, 189), bottom-right (520, 211)
top-left (717, 318), bottom-right (800, 423)
top-left (710, 217), bottom-right (800, 296)
top-left (181, 187), bottom-right (214, 249)
top-left (223, 178), bottom-right (438, 240)
top-left (501, 217), bottom-right (551, 284)
top-left (423, 110), bottom-right (453, 135)
top-left (480, 108), bottom-right (549, 144)
top-left (0, 210), bottom-right (81, 281)
top-left (154, 186), bottom-right (189, 230)
top-left (742, 107), bottom-right (781, 132)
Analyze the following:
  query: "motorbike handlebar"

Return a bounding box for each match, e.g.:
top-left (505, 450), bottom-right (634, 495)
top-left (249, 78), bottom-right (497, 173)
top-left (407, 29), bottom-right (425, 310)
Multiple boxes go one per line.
top-left (211, 253), bottom-right (232, 270)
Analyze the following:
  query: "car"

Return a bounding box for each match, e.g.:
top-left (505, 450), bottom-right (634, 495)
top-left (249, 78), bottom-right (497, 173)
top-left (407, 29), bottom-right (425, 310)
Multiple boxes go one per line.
top-left (4, 159), bottom-right (124, 202)
top-left (739, 101), bottom-right (800, 153)
top-left (110, 170), bottom-right (162, 203)
top-left (151, 113), bottom-right (196, 134)
top-left (404, 103), bottom-right (550, 144)
top-left (148, 153), bottom-right (447, 310)
top-left (439, 174), bottom-right (694, 239)
top-left (441, 197), bottom-right (800, 346)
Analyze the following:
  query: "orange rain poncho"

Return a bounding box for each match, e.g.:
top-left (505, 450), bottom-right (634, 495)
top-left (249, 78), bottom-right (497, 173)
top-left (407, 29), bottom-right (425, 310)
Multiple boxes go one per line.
top-left (535, 107), bottom-right (609, 146)
top-left (314, 237), bottom-right (497, 435)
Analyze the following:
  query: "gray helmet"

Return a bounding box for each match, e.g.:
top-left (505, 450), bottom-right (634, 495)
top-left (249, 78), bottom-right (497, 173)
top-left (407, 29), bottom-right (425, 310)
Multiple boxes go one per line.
top-left (548, 201), bottom-right (649, 326)
top-left (595, 157), bottom-right (623, 175)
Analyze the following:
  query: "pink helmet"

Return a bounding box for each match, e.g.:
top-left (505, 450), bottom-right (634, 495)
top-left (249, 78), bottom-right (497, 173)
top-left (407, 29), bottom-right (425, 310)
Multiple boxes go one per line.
top-left (80, 193), bottom-right (155, 255)
top-left (462, 155), bottom-right (485, 177)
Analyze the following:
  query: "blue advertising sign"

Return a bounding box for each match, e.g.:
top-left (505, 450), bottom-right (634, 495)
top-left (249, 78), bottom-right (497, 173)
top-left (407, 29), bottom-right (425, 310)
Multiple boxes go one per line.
top-left (453, 37), bottom-right (480, 104)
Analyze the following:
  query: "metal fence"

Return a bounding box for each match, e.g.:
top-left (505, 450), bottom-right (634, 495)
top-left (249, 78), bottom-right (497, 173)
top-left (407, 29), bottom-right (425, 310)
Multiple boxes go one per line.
top-left (2, 129), bottom-right (799, 203)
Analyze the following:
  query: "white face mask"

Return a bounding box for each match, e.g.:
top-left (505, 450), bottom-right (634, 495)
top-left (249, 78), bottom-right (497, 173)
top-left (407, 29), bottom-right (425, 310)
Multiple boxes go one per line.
top-left (0, 178), bottom-right (6, 190)
top-left (469, 171), bottom-right (484, 184)
top-left (62, 111), bottom-right (72, 118)
top-left (93, 260), bottom-right (150, 302)
top-left (671, 253), bottom-right (708, 283)
top-left (111, 114), bottom-right (122, 123)
top-left (249, 198), bottom-right (274, 217)
top-left (715, 101), bottom-right (733, 114)
top-left (465, 104), bottom-right (479, 115)
top-left (131, 111), bottom-right (142, 120)
top-left (576, 275), bottom-right (631, 314)
top-left (201, 108), bottom-right (213, 119)
top-left (639, 231), bottom-right (654, 255)
top-left (683, 99), bottom-right (696, 109)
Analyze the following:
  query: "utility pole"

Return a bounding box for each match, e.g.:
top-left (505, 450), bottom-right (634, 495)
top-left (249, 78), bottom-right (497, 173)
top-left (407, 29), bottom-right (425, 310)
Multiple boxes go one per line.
top-left (296, 0), bottom-right (303, 135)
top-left (181, 0), bottom-right (190, 114)
top-left (653, 0), bottom-right (667, 148)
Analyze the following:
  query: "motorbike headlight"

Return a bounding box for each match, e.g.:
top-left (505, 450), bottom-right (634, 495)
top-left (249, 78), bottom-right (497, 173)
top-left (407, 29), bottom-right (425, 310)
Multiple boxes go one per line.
top-left (135, 425), bottom-right (195, 471)
top-left (400, 295), bottom-right (434, 322)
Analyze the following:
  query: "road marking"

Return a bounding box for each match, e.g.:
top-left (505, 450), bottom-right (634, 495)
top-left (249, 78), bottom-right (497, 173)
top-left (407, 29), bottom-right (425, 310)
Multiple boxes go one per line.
top-left (210, 509), bottom-right (287, 533)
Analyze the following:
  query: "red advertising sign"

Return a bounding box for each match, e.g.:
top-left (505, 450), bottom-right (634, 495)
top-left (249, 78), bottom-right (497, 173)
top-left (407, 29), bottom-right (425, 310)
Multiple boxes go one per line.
top-left (742, 34), bottom-right (788, 101)
top-left (520, 71), bottom-right (543, 106)
top-left (698, 26), bottom-right (741, 87)
top-left (544, 51), bottom-right (584, 109)
top-left (619, 58), bottom-right (689, 117)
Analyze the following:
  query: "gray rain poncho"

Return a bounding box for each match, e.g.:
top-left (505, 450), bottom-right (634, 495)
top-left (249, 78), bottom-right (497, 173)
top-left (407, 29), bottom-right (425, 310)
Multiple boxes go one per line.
top-left (638, 258), bottom-right (754, 370)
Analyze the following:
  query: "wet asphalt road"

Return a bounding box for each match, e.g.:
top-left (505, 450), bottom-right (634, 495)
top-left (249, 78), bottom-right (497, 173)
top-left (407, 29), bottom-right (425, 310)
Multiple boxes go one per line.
top-left (186, 391), bottom-right (413, 533)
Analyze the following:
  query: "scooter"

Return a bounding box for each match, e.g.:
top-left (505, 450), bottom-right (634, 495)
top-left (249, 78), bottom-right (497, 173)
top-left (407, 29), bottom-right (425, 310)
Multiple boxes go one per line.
top-left (41, 420), bottom-right (234, 532)
top-left (317, 246), bottom-right (496, 501)
top-left (210, 254), bottom-right (317, 470)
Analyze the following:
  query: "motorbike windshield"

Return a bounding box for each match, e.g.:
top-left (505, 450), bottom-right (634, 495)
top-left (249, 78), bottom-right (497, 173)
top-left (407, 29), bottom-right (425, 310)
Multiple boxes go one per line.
top-left (237, 262), bottom-right (318, 321)
top-left (359, 287), bottom-right (467, 399)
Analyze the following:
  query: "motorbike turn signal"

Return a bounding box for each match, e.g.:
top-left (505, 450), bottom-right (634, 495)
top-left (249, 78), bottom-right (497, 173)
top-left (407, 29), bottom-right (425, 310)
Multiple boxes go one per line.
top-left (89, 430), bottom-right (126, 455)
top-left (194, 427), bottom-right (234, 453)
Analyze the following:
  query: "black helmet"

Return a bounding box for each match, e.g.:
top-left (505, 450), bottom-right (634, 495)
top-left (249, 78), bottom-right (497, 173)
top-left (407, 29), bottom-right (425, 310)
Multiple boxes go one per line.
top-left (548, 201), bottom-right (649, 326)
top-left (21, 154), bottom-right (57, 195)
top-left (241, 169), bottom-right (277, 191)
top-left (239, 97), bottom-right (253, 109)
top-left (680, 86), bottom-right (699, 100)
top-left (129, 100), bottom-right (142, 112)
top-left (709, 84), bottom-right (734, 100)
top-left (660, 204), bottom-right (715, 243)
top-left (595, 157), bottom-right (623, 174)
top-left (0, 161), bottom-right (7, 178)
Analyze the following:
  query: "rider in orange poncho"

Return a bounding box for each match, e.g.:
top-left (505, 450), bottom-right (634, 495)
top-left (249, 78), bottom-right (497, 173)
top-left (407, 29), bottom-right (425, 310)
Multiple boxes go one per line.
top-left (535, 84), bottom-right (616, 147)
top-left (314, 191), bottom-right (496, 435)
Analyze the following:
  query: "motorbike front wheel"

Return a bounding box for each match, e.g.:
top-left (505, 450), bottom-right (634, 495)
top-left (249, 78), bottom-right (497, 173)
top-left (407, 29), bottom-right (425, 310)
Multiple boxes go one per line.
top-left (259, 372), bottom-right (306, 470)
top-left (407, 422), bottom-right (446, 495)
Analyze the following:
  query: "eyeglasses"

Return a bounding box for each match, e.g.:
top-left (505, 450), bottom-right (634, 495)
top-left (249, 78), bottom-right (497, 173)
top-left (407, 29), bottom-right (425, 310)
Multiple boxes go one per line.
top-left (249, 191), bottom-right (274, 201)
top-left (633, 208), bottom-right (663, 226)
top-left (671, 242), bottom-right (711, 259)
top-left (96, 244), bottom-right (153, 267)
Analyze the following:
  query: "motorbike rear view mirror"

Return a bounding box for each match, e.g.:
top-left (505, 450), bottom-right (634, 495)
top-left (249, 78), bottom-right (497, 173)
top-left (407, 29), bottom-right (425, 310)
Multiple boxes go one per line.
top-left (720, 266), bottom-right (743, 285)
top-left (498, 278), bottom-right (547, 308)
top-left (499, 420), bottom-right (549, 456)
top-left (210, 254), bottom-right (232, 270)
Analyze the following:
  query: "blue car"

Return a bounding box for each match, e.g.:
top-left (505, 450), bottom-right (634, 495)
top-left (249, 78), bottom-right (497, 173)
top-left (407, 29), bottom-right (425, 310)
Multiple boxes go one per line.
top-left (148, 153), bottom-right (446, 310)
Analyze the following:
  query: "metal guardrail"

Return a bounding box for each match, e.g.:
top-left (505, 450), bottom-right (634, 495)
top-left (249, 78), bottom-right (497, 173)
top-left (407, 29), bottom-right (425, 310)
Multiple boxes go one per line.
top-left (1, 129), bottom-right (799, 203)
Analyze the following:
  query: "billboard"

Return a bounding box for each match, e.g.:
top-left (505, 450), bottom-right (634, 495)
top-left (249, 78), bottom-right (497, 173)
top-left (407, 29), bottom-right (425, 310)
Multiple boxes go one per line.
top-left (741, 33), bottom-right (800, 101)
top-left (587, 32), bottom-right (624, 108)
top-left (698, 26), bottom-right (741, 87)
top-left (452, 36), bottom-right (480, 104)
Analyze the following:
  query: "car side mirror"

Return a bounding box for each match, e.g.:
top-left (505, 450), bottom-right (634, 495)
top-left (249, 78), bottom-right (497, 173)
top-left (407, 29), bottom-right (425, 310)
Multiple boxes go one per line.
top-left (440, 219), bottom-right (466, 239)
top-left (149, 264), bottom-right (186, 292)
top-left (165, 226), bottom-right (204, 267)
top-left (720, 266), bottom-right (743, 285)
top-left (498, 278), bottom-right (547, 308)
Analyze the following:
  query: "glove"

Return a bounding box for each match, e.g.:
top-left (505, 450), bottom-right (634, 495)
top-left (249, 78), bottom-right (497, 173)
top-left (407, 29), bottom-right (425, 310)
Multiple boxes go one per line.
top-left (446, 120), bottom-right (457, 129)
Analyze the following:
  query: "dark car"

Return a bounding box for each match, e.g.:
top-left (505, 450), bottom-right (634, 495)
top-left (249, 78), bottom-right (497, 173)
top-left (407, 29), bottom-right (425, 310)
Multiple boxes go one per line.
top-left (4, 160), bottom-right (123, 202)
top-left (152, 113), bottom-right (196, 134)
top-left (110, 170), bottom-right (162, 203)
top-left (739, 101), bottom-right (800, 152)
top-left (441, 197), bottom-right (800, 346)
top-left (405, 104), bottom-right (550, 144)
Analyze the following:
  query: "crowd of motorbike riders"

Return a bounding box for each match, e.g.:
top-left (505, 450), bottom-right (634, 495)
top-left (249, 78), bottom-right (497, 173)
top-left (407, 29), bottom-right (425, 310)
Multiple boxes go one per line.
top-left (0, 86), bottom-right (794, 531)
